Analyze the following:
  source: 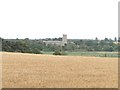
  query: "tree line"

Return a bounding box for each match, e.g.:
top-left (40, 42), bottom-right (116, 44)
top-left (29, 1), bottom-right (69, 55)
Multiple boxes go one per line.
top-left (0, 37), bottom-right (119, 54)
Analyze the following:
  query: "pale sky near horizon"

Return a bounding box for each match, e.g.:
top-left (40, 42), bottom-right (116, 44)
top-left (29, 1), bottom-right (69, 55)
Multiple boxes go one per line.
top-left (0, 0), bottom-right (119, 39)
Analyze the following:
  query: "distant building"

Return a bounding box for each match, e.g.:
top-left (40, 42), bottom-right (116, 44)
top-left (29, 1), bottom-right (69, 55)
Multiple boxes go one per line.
top-left (113, 41), bottom-right (119, 45)
top-left (43, 34), bottom-right (67, 46)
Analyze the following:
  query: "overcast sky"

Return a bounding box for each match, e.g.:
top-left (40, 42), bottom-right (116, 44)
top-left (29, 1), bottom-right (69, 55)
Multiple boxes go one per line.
top-left (0, 0), bottom-right (119, 39)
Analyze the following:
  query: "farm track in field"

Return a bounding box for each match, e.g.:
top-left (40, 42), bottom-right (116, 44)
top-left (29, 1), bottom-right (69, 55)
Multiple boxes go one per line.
top-left (2, 52), bottom-right (118, 88)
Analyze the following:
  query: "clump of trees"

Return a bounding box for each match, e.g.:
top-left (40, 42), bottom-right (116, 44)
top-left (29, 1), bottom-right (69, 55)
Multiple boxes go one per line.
top-left (1, 38), bottom-right (43, 54)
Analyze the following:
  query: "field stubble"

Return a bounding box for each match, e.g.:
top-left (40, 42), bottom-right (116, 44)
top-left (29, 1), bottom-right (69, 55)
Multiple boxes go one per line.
top-left (2, 52), bottom-right (118, 88)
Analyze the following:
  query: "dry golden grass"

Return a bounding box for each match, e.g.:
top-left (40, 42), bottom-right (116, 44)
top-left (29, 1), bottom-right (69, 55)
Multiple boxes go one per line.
top-left (2, 52), bottom-right (118, 88)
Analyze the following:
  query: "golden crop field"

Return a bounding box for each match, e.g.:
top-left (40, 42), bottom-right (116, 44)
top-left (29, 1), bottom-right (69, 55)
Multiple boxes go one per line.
top-left (2, 52), bottom-right (118, 88)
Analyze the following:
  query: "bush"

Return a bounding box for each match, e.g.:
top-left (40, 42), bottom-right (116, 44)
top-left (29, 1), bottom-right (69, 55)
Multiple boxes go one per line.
top-left (53, 51), bottom-right (61, 55)
top-left (32, 48), bottom-right (43, 54)
top-left (53, 51), bottom-right (67, 55)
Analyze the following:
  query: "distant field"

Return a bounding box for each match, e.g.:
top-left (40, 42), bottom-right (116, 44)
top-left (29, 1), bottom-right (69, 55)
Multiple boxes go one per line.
top-left (43, 51), bottom-right (118, 57)
top-left (2, 52), bottom-right (118, 88)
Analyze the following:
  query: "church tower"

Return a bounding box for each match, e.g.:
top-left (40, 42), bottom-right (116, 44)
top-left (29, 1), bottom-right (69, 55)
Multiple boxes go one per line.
top-left (62, 34), bottom-right (67, 46)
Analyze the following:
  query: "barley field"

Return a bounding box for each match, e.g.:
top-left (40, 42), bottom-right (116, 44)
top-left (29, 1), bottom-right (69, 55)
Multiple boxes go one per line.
top-left (2, 52), bottom-right (118, 88)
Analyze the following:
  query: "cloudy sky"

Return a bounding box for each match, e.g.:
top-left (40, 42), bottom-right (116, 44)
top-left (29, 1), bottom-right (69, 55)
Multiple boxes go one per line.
top-left (0, 0), bottom-right (119, 39)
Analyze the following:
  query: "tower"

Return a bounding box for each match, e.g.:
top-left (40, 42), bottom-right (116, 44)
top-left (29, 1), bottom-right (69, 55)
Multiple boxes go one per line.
top-left (62, 34), bottom-right (67, 46)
